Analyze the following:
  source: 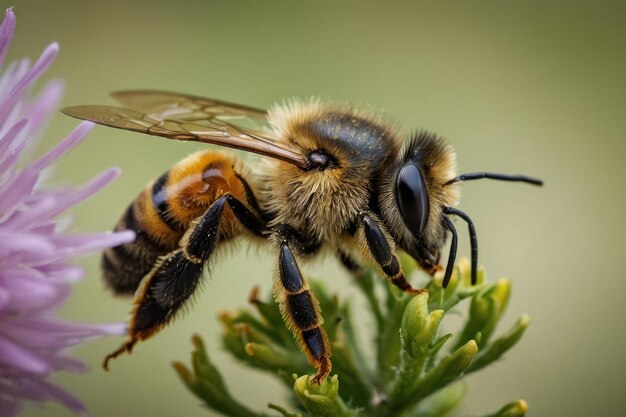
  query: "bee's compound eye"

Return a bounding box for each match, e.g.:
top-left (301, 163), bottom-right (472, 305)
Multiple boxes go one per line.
top-left (396, 164), bottom-right (430, 234)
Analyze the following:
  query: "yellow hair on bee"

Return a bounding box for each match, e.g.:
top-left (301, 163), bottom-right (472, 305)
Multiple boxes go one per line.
top-left (262, 99), bottom-right (403, 245)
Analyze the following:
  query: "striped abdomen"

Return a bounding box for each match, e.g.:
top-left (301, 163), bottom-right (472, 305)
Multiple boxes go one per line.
top-left (102, 150), bottom-right (251, 295)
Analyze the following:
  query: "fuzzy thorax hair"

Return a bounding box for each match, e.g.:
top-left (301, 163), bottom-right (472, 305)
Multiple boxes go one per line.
top-left (261, 100), bottom-right (403, 243)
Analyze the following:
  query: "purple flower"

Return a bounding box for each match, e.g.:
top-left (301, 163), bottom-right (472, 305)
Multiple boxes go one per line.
top-left (0, 9), bottom-right (134, 416)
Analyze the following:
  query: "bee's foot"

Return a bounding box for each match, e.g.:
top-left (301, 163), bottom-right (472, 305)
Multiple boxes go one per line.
top-left (102, 338), bottom-right (136, 371)
top-left (310, 355), bottom-right (331, 385)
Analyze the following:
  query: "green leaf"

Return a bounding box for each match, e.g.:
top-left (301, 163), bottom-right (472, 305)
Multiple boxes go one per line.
top-left (414, 382), bottom-right (466, 417)
top-left (328, 317), bottom-right (373, 407)
top-left (377, 291), bottom-right (411, 387)
top-left (293, 375), bottom-right (358, 417)
top-left (483, 400), bottom-right (529, 417)
top-left (389, 293), bottom-right (446, 407)
top-left (454, 278), bottom-right (512, 351)
top-left (467, 314), bottom-right (531, 374)
top-left (172, 335), bottom-right (271, 417)
top-left (428, 258), bottom-right (486, 312)
top-left (389, 340), bottom-right (478, 412)
top-left (267, 403), bottom-right (303, 417)
top-left (174, 258), bottom-right (530, 417)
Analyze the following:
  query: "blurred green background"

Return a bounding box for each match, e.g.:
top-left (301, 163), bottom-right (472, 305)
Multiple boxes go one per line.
top-left (6, 1), bottom-right (625, 416)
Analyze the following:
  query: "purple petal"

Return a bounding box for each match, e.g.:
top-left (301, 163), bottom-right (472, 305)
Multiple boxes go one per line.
top-left (0, 136), bottom-right (29, 184)
top-left (88, 321), bottom-right (127, 336)
top-left (44, 167), bottom-right (120, 218)
top-left (0, 288), bottom-right (9, 310)
top-left (0, 167), bottom-right (39, 217)
top-left (21, 378), bottom-right (88, 416)
top-left (28, 121), bottom-right (94, 172)
top-left (0, 58), bottom-right (27, 102)
top-left (0, 229), bottom-right (55, 257)
top-left (0, 11), bottom-right (141, 415)
top-left (0, 8), bottom-right (16, 69)
top-left (53, 230), bottom-right (135, 256)
top-left (23, 221), bottom-right (55, 237)
top-left (36, 264), bottom-right (84, 282)
top-left (0, 334), bottom-right (50, 374)
top-left (0, 42), bottom-right (58, 127)
top-left (0, 197), bottom-right (56, 231)
top-left (35, 351), bottom-right (87, 373)
top-left (0, 397), bottom-right (19, 417)
top-left (0, 321), bottom-right (73, 350)
top-left (0, 169), bottom-right (39, 215)
top-left (0, 118), bottom-right (26, 158)
top-left (12, 318), bottom-right (126, 338)
top-left (0, 269), bottom-right (61, 311)
top-left (0, 379), bottom-right (42, 401)
top-left (25, 79), bottom-right (64, 139)
top-left (23, 282), bottom-right (71, 315)
top-left (0, 321), bottom-right (106, 358)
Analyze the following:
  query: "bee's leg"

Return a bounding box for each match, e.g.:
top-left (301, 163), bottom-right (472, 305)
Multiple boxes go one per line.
top-left (275, 240), bottom-right (331, 385)
top-left (103, 194), bottom-right (267, 370)
top-left (337, 250), bottom-right (364, 276)
top-left (359, 213), bottom-right (427, 294)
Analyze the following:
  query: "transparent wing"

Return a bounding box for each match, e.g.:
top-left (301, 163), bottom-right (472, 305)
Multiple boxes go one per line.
top-left (62, 92), bottom-right (307, 167)
top-left (110, 90), bottom-right (267, 120)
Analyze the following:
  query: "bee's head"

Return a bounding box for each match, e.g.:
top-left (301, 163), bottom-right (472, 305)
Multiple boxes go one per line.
top-left (379, 131), bottom-right (543, 287)
top-left (378, 131), bottom-right (459, 277)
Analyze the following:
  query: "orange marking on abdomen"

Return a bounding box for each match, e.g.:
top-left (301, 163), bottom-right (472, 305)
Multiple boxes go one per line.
top-left (164, 151), bottom-right (246, 229)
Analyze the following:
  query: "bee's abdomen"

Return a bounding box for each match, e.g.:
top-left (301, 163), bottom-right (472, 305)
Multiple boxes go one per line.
top-left (102, 188), bottom-right (183, 295)
top-left (102, 151), bottom-right (251, 295)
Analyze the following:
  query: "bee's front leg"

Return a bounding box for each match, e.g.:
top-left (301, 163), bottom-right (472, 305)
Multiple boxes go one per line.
top-left (356, 212), bottom-right (427, 294)
top-left (274, 239), bottom-right (331, 385)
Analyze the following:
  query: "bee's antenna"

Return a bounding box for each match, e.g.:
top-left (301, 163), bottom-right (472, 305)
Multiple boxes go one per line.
top-left (444, 172), bottom-right (543, 187)
top-left (444, 206), bottom-right (478, 285)
top-left (441, 216), bottom-right (458, 288)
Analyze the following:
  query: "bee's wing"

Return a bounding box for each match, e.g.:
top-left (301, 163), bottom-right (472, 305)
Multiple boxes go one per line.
top-left (109, 90), bottom-right (267, 120)
top-left (62, 92), bottom-right (307, 168)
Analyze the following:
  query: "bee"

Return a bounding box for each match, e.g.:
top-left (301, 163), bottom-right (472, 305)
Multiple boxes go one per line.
top-left (63, 91), bottom-right (542, 384)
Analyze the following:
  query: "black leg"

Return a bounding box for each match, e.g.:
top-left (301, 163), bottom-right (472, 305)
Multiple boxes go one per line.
top-left (103, 194), bottom-right (267, 369)
top-left (337, 250), bottom-right (363, 276)
top-left (441, 216), bottom-right (458, 288)
top-left (443, 206), bottom-right (478, 285)
top-left (275, 240), bottom-right (331, 384)
top-left (221, 194), bottom-right (268, 237)
top-left (233, 171), bottom-right (270, 222)
top-left (360, 213), bottom-right (426, 294)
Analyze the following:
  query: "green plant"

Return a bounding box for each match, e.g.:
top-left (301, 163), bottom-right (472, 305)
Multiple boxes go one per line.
top-left (174, 257), bottom-right (529, 417)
